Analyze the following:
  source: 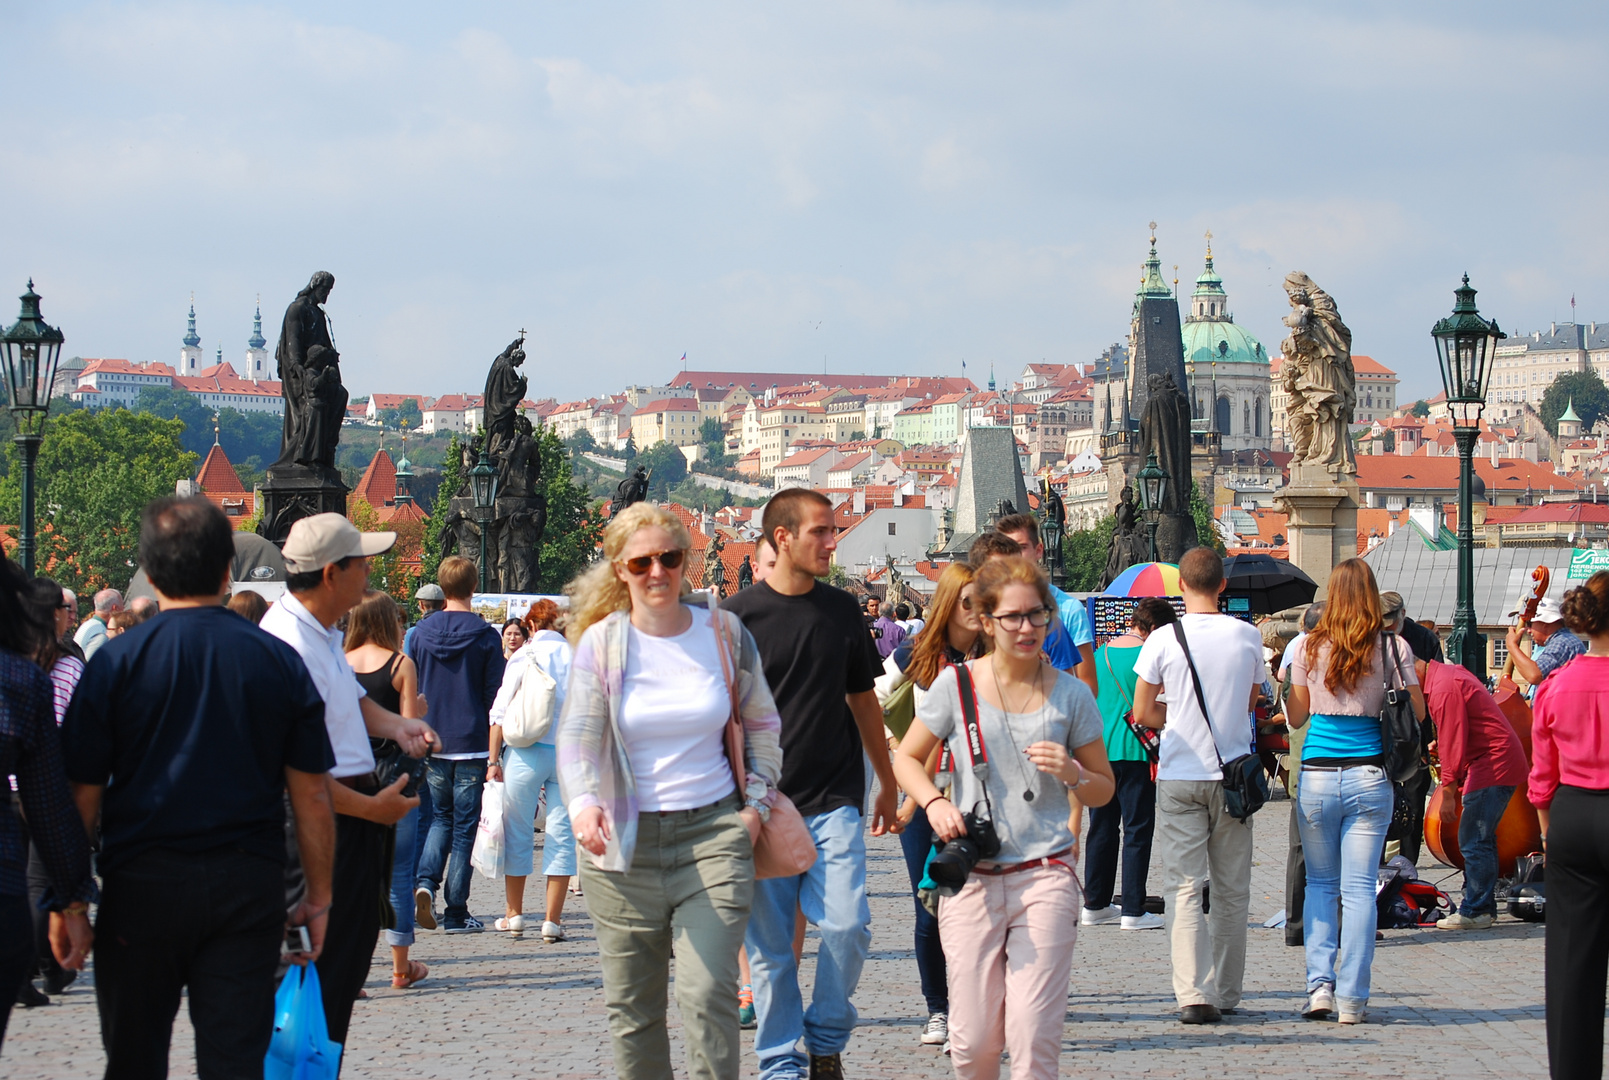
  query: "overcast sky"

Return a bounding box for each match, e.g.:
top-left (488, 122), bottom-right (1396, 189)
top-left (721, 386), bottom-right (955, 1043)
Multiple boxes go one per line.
top-left (6, 1), bottom-right (1606, 404)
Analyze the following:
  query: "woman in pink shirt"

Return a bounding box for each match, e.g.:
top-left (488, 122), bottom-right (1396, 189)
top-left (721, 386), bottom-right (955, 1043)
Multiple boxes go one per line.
top-left (1530, 570), bottom-right (1609, 1080)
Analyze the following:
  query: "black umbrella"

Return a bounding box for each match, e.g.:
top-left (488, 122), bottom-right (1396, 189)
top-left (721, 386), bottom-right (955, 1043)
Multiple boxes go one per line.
top-left (1221, 553), bottom-right (1319, 615)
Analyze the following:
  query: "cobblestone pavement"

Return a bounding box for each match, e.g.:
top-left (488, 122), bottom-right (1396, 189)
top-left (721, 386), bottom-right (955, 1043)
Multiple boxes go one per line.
top-left (5, 797), bottom-right (1551, 1078)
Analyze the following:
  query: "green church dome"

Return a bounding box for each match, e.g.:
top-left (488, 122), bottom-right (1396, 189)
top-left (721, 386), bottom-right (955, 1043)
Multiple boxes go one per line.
top-left (1182, 318), bottom-right (1268, 367)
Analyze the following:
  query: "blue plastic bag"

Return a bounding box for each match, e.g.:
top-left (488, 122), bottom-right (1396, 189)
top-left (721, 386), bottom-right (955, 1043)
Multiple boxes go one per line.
top-left (265, 962), bottom-right (342, 1080)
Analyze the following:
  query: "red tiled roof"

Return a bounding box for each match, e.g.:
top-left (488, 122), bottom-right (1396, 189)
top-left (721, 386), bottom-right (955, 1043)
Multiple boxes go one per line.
top-left (196, 444), bottom-right (246, 495)
top-left (79, 358), bottom-right (176, 377)
top-left (369, 393), bottom-right (432, 410)
top-left (638, 398), bottom-right (700, 413)
top-left (776, 447), bottom-right (838, 469)
top-left (1355, 455), bottom-right (1577, 493)
top-left (427, 394), bottom-right (481, 412)
top-left (352, 449), bottom-right (398, 509)
top-left (1504, 501), bottom-right (1609, 525)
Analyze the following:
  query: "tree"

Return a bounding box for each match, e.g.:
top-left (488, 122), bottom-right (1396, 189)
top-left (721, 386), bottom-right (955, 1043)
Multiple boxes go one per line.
top-left (1061, 516), bottom-right (1115, 592)
top-left (1410, 399), bottom-right (1430, 418)
top-left (635, 441), bottom-right (688, 500)
top-left (697, 416), bottom-right (732, 470)
top-left (421, 432), bottom-right (465, 583)
top-left (135, 385), bottom-right (280, 470)
top-left (379, 398), bottom-right (423, 430)
top-left (349, 497), bottom-right (422, 610)
top-left (0, 408), bottom-right (197, 592)
top-left (565, 428), bottom-right (598, 457)
top-left (1190, 481), bottom-right (1225, 554)
top-left (534, 426), bottom-right (604, 593)
top-left (1539, 370), bottom-right (1609, 437)
top-left (622, 432), bottom-right (637, 461)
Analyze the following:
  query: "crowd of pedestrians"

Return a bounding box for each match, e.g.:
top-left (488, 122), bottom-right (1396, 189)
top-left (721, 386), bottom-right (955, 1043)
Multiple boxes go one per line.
top-left (6, 486), bottom-right (1609, 1080)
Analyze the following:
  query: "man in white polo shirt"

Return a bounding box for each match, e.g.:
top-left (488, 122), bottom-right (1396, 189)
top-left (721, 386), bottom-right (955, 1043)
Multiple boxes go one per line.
top-left (1132, 546), bottom-right (1267, 1025)
top-left (261, 513), bottom-right (439, 1051)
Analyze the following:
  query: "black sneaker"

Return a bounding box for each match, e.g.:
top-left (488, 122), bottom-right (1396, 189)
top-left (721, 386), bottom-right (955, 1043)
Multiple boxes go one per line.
top-left (43, 968), bottom-right (77, 996)
top-left (443, 915), bottom-right (485, 935)
top-left (809, 1053), bottom-right (845, 1079)
top-left (16, 983), bottom-right (48, 1008)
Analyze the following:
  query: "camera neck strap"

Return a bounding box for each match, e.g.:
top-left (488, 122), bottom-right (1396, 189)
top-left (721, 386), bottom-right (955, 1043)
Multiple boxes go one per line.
top-left (953, 663), bottom-right (996, 818)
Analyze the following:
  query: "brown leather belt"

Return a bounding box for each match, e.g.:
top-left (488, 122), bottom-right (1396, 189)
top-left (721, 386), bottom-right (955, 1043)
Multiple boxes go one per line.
top-left (337, 775), bottom-right (380, 793)
top-left (972, 846), bottom-right (1075, 876)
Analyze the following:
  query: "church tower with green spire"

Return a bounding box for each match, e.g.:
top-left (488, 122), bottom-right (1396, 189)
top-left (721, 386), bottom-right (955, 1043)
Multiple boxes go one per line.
top-left (179, 296), bottom-right (203, 377)
top-left (1122, 223), bottom-right (1188, 438)
top-left (245, 296), bottom-right (270, 382)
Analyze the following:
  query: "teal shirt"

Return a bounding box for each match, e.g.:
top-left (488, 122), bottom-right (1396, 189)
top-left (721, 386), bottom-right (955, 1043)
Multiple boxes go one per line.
top-left (1094, 644), bottom-right (1148, 762)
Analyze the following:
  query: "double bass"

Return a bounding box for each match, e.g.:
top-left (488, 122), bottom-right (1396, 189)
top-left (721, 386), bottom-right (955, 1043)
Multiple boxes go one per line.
top-left (1424, 566), bottom-right (1546, 875)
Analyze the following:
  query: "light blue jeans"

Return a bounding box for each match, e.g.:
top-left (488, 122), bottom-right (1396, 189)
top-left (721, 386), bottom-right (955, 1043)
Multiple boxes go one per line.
top-left (503, 742), bottom-right (577, 878)
top-left (1298, 764), bottom-right (1393, 1011)
top-left (746, 805), bottom-right (871, 1080)
top-left (384, 804), bottom-right (419, 947)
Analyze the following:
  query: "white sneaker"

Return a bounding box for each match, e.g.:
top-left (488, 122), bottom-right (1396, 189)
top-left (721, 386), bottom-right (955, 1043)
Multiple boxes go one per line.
top-left (495, 915), bottom-right (524, 937)
top-left (1120, 912), bottom-right (1165, 930)
top-left (1338, 1008), bottom-right (1366, 1025)
top-left (1080, 904), bottom-right (1121, 926)
top-left (542, 920), bottom-right (565, 943)
top-left (1302, 984), bottom-right (1335, 1019)
top-left (413, 887), bottom-right (437, 931)
top-left (921, 1012), bottom-right (948, 1045)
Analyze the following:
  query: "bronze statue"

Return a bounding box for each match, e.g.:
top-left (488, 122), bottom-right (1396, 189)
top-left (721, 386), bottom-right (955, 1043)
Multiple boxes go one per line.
top-left (482, 336), bottom-right (528, 459)
top-left (1139, 372), bottom-right (1190, 515)
top-left (737, 554), bottom-right (754, 590)
top-left (273, 271), bottom-right (345, 471)
top-left (610, 465), bottom-right (650, 517)
top-left (704, 534), bottom-right (726, 597)
top-left (1100, 485), bottom-right (1149, 586)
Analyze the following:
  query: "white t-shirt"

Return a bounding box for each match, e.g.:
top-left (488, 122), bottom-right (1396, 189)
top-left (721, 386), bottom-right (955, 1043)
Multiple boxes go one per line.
top-left (618, 608), bottom-right (736, 812)
top-left (261, 591), bottom-right (374, 779)
top-left (1134, 613), bottom-right (1268, 782)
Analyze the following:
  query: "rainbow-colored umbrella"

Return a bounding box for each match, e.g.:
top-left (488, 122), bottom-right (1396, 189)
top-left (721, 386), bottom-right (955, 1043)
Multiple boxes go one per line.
top-left (1101, 561), bottom-right (1181, 597)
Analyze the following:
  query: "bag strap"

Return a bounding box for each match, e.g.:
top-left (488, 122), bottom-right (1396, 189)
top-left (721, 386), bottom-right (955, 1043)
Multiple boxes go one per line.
top-left (952, 663), bottom-right (995, 818)
top-left (1172, 621), bottom-right (1227, 771)
top-left (1382, 632), bottom-right (1403, 693)
top-left (1103, 647), bottom-right (1134, 711)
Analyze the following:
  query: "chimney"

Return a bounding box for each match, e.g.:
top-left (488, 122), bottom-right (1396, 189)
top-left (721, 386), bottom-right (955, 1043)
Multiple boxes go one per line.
top-left (853, 488), bottom-right (866, 516)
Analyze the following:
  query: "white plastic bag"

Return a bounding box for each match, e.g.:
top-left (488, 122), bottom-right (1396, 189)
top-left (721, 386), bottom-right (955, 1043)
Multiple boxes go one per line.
top-left (471, 779), bottom-right (506, 879)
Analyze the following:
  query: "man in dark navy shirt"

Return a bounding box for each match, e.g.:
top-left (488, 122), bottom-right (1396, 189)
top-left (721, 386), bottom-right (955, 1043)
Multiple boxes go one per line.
top-left (62, 496), bottom-right (337, 1078)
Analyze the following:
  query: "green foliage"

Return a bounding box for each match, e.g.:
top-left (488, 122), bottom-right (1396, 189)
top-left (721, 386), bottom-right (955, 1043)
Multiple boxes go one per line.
top-left (1539, 370), bottom-right (1609, 437)
top-left (565, 428), bottom-right (598, 456)
top-left (534, 426), bottom-right (604, 593)
top-left (696, 417), bottom-right (732, 470)
top-left (378, 399), bottom-right (423, 430)
top-left (1190, 481), bottom-right (1224, 555)
top-left (421, 432), bottom-right (464, 583)
top-left (1410, 399), bottom-right (1430, 418)
top-left (1061, 516), bottom-right (1115, 592)
top-left (0, 408), bottom-right (197, 592)
top-left (622, 432), bottom-right (637, 461)
top-left (635, 441), bottom-right (688, 500)
top-left (135, 385), bottom-right (281, 468)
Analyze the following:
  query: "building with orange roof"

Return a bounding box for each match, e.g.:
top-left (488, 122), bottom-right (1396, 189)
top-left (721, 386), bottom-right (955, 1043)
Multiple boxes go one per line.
top-left (365, 394), bottom-right (432, 425)
top-left (72, 358), bottom-right (178, 408)
top-left (188, 438), bottom-right (256, 528)
top-left (1355, 455), bottom-right (1579, 510)
top-left (630, 398), bottom-right (702, 450)
top-left (420, 394), bottom-right (483, 435)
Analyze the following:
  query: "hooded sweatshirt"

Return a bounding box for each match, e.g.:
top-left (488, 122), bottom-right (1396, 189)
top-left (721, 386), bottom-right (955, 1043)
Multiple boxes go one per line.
top-left (406, 610), bottom-right (506, 757)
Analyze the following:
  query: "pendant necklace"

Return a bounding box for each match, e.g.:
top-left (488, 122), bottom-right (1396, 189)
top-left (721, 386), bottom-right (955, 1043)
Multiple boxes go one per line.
top-left (992, 661), bottom-right (1049, 802)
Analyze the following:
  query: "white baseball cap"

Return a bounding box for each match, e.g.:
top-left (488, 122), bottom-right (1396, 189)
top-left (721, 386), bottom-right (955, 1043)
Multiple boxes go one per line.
top-left (1531, 597), bottom-right (1565, 624)
top-left (282, 513), bottom-right (396, 574)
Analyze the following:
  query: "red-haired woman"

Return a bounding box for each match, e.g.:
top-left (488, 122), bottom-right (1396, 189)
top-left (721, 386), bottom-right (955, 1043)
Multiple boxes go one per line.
top-left (1286, 558), bottom-right (1425, 1025)
top-left (1532, 570), bottom-right (1609, 1079)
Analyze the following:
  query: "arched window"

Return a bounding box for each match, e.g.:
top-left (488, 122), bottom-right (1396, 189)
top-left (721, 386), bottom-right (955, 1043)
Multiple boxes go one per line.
top-left (1215, 396), bottom-right (1231, 434)
top-left (1254, 398), bottom-right (1264, 437)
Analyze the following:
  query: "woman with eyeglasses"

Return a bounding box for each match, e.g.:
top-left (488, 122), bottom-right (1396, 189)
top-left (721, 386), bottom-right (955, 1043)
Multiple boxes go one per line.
top-left (894, 557), bottom-right (1114, 1080)
top-left (873, 560), bottom-right (982, 1053)
top-left (558, 502), bottom-right (783, 1080)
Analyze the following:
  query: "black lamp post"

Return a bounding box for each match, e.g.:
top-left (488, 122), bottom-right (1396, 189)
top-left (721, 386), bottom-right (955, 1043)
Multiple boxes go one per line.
top-left (0, 282), bottom-right (65, 576)
top-left (470, 444), bottom-right (499, 593)
top-left (1432, 274), bottom-right (1503, 679)
top-left (1136, 450), bottom-right (1168, 564)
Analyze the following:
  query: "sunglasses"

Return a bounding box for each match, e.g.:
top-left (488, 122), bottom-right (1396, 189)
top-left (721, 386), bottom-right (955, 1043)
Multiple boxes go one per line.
top-left (986, 607), bottom-right (1052, 630)
top-left (619, 549), bottom-right (686, 576)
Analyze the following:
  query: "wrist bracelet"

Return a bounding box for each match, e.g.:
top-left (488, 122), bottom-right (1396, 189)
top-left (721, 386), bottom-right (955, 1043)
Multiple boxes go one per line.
top-left (920, 794), bottom-right (949, 811)
top-left (1065, 759), bottom-right (1089, 788)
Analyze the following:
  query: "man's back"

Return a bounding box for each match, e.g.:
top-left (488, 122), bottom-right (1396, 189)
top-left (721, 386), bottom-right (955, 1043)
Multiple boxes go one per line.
top-left (1136, 613), bottom-right (1266, 781)
top-left (723, 580), bottom-right (878, 816)
top-left (407, 610), bottom-right (505, 756)
top-left (61, 606), bottom-right (332, 872)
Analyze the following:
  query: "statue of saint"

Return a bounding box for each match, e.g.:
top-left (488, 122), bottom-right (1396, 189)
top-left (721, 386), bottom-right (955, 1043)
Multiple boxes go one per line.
top-left (498, 506), bottom-right (544, 594)
top-left (1139, 372), bottom-right (1191, 514)
top-left (610, 465), bottom-right (650, 517)
top-left (704, 534), bottom-right (726, 597)
top-left (737, 554), bottom-right (754, 590)
top-left (273, 271), bottom-right (345, 471)
top-left (482, 336), bottom-right (529, 460)
top-left (1280, 272), bottom-right (1356, 473)
top-left (1101, 485), bottom-right (1148, 586)
top-left (499, 415), bottom-right (543, 500)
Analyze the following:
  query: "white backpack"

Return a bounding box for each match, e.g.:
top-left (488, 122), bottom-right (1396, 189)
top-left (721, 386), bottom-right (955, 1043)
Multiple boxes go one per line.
top-left (501, 659), bottom-right (558, 748)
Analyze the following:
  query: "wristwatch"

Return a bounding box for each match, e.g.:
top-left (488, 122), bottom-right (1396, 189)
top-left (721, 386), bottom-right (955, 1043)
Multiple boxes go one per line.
top-left (744, 777), bottom-right (771, 822)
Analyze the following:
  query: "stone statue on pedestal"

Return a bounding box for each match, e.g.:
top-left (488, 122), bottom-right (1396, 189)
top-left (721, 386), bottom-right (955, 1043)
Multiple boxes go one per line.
top-left (704, 534), bottom-right (726, 597)
top-left (737, 554), bottom-right (754, 590)
top-left (610, 465), bottom-right (650, 517)
top-left (258, 271), bottom-right (353, 545)
top-left (1136, 371), bottom-right (1198, 562)
top-left (1280, 272), bottom-right (1356, 475)
top-left (438, 339), bottom-right (549, 593)
top-left (1101, 485), bottom-right (1149, 587)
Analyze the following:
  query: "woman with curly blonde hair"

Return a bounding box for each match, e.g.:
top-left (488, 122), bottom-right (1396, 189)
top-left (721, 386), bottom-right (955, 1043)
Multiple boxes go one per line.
top-left (1286, 558), bottom-right (1425, 1024)
top-left (557, 502), bottom-right (784, 1080)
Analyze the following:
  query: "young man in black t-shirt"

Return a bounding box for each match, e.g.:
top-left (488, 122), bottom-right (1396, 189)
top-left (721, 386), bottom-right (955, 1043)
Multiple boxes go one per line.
top-left (62, 497), bottom-right (339, 1078)
top-left (724, 487), bottom-right (901, 1080)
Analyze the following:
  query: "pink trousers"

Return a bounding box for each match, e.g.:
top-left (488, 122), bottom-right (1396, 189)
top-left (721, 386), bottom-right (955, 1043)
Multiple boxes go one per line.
top-left (936, 861), bottom-right (1081, 1080)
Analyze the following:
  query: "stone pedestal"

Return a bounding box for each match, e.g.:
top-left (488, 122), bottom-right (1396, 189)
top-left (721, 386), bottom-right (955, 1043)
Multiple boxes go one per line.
top-left (258, 464), bottom-right (350, 546)
top-left (1273, 464), bottom-right (1360, 597)
top-left (443, 492), bottom-right (547, 594)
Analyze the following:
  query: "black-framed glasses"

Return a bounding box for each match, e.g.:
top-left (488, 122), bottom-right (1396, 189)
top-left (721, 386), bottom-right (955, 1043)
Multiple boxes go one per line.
top-left (619, 549), bottom-right (687, 576)
top-left (986, 607), bottom-right (1052, 630)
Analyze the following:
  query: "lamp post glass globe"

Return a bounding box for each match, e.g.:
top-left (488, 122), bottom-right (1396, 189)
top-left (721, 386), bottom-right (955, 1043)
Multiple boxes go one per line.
top-left (1, 281), bottom-right (65, 577)
top-left (1432, 274), bottom-right (1502, 679)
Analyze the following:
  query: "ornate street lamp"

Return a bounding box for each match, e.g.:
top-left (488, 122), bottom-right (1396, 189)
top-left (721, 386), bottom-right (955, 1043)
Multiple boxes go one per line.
top-left (1136, 450), bottom-right (1168, 564)
top-left (470, 443), bottom-right (499, 593)
top-left (0, 281), bottom-right (65, 576)
top-left (1432, 274), bottom-right (1503, 679)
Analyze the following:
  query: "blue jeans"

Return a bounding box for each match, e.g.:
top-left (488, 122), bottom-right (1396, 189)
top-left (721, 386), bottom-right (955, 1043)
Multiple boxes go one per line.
top-left (1298, 765), bottom-right (1392, 1011)
top-left (385, 805), bottom-right (419, 947)
top-left (1084, 759), bottom-right (1156, 917)
top-left (503, 742), bottom-right (577, 878)
top-left (1459, 784), bottom-right (1516, 917)
top-left (417, 758), bottom-right (486, 924)
top-left (747, 806), bottom-right (871, 1079)
top-left (899, 806), bottom-right (947, 1015)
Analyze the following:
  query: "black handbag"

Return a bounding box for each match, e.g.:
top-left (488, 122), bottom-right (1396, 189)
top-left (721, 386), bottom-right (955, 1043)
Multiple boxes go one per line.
top-left (1379, 634), bottom-right (1421, 784)
top-left (370, 738), bottom-right (430, 798)
top-left (1172, 622), bottom-right (1268, 822)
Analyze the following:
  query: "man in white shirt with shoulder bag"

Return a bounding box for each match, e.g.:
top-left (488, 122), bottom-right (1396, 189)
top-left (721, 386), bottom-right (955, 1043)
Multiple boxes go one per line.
top-left (1132, 546), bottom-right (1268, 1025)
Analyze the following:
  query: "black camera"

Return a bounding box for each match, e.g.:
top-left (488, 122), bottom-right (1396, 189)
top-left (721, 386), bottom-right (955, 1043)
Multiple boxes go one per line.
top-left (928, 804), bottom-right (1002, 894)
